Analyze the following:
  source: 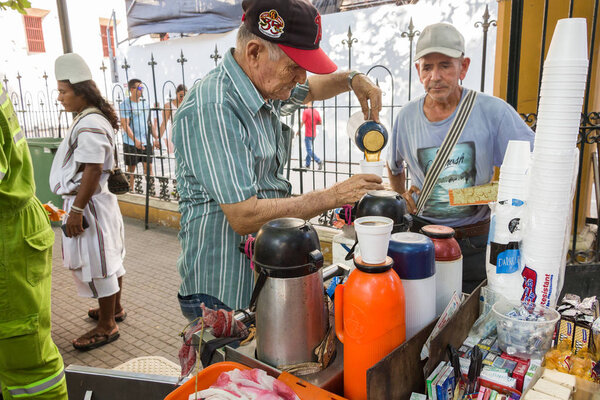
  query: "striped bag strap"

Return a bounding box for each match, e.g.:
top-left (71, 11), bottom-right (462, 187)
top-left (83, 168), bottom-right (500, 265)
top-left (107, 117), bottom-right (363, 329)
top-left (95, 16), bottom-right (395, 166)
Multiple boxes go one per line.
top-left (415, 89), bottom-right (478, 214)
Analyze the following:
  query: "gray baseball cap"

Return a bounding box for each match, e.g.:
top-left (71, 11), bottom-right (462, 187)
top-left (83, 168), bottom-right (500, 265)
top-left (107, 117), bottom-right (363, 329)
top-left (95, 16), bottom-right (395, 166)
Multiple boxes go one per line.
top-left (415, 23), bottom-right (465, 60)
top-left (55, 53), bottom-right (92, 84)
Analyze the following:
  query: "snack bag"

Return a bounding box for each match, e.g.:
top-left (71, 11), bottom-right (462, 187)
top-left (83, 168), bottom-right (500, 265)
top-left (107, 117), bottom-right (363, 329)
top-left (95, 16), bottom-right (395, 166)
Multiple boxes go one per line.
top-left (43, 201), bottom-right (66, 222)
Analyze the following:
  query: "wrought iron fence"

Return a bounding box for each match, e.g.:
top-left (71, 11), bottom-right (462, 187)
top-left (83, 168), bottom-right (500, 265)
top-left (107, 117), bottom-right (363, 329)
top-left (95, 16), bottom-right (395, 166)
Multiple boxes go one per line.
top-left (3, 4), bottom-right (598, 265)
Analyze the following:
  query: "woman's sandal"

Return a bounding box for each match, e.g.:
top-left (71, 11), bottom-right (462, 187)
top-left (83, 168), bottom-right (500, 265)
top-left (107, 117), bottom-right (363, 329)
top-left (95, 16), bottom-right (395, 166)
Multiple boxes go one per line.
top-left (87, 308), bottom-right (127, 322)
top-left (72, 327), bottom-right (120, 351)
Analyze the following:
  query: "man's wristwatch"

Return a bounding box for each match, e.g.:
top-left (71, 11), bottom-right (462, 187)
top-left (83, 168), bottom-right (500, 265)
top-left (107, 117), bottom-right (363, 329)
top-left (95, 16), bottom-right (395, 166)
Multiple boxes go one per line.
top-left (347, 71), bottom-right (365, 90)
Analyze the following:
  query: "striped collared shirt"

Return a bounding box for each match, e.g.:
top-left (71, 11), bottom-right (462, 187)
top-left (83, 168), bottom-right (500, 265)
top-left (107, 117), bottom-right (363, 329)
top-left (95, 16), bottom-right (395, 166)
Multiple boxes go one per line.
top-left (172, 49), bottom-right (308, 309)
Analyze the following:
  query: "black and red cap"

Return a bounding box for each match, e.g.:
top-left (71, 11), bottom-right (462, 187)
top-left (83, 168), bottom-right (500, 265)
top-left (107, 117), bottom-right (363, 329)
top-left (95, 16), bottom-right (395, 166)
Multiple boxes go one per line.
top-left (241, 0), bottom-right (337, 74)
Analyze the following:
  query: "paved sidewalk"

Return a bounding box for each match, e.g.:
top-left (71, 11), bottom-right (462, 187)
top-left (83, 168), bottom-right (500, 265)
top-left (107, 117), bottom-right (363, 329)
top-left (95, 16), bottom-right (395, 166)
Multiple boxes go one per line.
top-left (50, 217), bottom-right (188, 370)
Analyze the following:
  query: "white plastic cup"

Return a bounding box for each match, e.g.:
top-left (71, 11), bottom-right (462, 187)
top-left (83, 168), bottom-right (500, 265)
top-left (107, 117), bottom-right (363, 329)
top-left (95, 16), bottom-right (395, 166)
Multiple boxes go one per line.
top-left (542, 73), bottom-right (587, 87)
top-left (522, 241), bottom-right (568, 257)
top-left (540, 97), bottom-right (583, 109)
top-left (542, 70), bottom-right (587, 82)
top-left (540, 80), bottom-right (587, 92)
top-left (500, 164), bottom-right (529, 175)
top-left (545, 18), bottom-right (589, 63)
top-left (537, 109), bottom-right (582, 119)
top-left (529, 168), bottom-right (575, 182)
top-left (543, 65), bottom-right (589, 76)
top-left (360, 160), bottom-right (385, 177)
top-left (354, 216), bottom-right (394, 264)
top-left (534, 141), bottom-right (578, 154)
top-left (533, 150), bottom-right (577, 163)
top-left (538, 103), bottom-right (582, 114)
top-left (529, 173), bottom-right (573, 185)
top-left (539, 88), bottom-right (586, 98)
top-left (530, 163), bottom-right (575, 176)
top-left (498, 174), bottom-right (528, 183)
top-left (502, 140), bottom-right (531, 169)
top-left (528, 199), bottom-right (572, 213)
top-left (543, 59), bottom-right (588, 67)
top-left (534, 133), bottom-right (578, 144)
top-left (534, 135), bottom-right (578, 147)
top-left (534, 129), bottom-right (581, 140)
top-left (529, 174), bottom-right (574, 187)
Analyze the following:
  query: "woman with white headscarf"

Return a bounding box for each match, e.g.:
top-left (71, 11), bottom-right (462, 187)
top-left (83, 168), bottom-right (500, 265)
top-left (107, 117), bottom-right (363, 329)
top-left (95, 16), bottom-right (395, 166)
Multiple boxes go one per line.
top-left (50, 53), bottom-right (126, 350)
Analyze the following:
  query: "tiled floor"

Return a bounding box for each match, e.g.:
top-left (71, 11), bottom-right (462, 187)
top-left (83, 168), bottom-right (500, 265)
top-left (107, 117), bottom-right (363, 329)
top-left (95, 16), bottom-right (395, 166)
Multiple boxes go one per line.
top-left (50, 217), bottom-right (187, 370)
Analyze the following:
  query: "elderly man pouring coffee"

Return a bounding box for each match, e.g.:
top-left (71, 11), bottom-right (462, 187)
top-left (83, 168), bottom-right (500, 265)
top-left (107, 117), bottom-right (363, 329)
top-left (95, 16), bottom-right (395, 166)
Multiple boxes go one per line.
top-left (172, 0), bottom-right (384, 317)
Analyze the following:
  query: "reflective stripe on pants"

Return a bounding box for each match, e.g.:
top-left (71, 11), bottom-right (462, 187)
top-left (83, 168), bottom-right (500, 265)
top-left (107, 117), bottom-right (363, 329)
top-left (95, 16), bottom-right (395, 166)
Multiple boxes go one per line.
top-left (6, 369), bottom-right (65, 398)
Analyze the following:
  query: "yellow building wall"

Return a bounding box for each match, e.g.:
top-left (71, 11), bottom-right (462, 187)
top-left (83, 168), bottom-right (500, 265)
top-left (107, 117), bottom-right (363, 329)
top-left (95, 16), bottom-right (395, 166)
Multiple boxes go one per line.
top-left (494, 0), bottom-right (599, 231)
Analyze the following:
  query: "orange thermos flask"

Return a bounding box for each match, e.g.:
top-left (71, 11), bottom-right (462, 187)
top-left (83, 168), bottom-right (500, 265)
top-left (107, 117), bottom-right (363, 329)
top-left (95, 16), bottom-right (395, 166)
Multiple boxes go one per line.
top-left (334, 255), bottom-right (406, 400)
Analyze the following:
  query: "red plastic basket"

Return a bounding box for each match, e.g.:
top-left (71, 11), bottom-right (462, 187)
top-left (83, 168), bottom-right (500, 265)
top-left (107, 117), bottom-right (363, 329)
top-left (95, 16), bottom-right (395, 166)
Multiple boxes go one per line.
top-left (164, 361), bottom-right (347, 400)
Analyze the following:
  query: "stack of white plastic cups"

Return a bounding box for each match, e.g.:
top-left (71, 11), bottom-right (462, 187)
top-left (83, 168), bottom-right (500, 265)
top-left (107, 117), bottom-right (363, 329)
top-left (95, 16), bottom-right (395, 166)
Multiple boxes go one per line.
top-left (520, 18), bottom-right (589, 307)
top-left (497, 140), bottom-right (531, 203)
top-left (488, 140), bottom-right (530, 303)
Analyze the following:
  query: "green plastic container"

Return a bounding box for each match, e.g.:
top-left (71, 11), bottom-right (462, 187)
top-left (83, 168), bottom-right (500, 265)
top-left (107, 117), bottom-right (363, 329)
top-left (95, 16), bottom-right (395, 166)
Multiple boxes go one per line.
top-left (26, 137), bottom-right (64, 210)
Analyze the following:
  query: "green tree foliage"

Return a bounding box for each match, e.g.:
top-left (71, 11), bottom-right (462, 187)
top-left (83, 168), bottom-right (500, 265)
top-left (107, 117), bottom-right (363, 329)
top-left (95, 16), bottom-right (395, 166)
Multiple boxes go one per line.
top-left (0, 0), bottom-right (32, 14)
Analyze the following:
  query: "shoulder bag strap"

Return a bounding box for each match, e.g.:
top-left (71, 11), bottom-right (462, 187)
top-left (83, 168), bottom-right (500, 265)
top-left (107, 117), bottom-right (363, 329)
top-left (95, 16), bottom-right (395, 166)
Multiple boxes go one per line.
top-left (415, 89), bottom-right (478, 214)
top-left (70, 107), bottom-right (120, 172)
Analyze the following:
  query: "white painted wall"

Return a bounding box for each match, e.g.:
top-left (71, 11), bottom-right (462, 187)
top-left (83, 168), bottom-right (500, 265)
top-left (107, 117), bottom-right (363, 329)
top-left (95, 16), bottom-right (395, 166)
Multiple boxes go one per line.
top-left (0, 0), bottom-right (128, 103)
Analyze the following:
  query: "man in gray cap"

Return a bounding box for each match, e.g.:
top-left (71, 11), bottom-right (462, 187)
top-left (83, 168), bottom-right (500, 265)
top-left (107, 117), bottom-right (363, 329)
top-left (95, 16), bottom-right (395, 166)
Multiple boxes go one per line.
top-left (386, 22), bottom-right (534, 293)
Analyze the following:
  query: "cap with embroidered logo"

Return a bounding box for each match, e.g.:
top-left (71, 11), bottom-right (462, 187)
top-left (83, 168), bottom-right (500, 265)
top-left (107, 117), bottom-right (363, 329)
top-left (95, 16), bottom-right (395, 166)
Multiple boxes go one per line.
top-left (241, 0), bottom-right (337, 74)
top-left (415, 23), bottom-right (465, 60)
top-left (55, 53), bottom-right (93, 84)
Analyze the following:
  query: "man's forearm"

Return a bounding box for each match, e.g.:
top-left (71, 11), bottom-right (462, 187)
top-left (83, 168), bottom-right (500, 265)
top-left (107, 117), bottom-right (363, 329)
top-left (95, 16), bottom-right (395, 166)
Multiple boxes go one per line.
top-left (222, 189), bottom-right (338, 235)
top-left (221, 174), bottom-right (383, 235)
top-left (305, 71), bottom-right (350, 103)
top-left (121, 119), bottom-right (136, 141)
top-left (388, 167), bottom-right (406, 194)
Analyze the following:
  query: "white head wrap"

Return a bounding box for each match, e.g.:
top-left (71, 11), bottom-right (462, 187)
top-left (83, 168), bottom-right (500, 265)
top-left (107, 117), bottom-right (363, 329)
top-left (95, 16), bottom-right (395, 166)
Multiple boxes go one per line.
top-left (55, 53), bottom-right (92, 84)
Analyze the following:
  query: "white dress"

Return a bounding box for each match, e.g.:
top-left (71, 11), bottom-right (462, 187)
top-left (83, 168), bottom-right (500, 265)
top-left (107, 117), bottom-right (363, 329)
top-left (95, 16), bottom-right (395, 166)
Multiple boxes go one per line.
top-left (153, 102), bottom-right (177, 178)
top-left (49, 108), bottom-right (126, 298)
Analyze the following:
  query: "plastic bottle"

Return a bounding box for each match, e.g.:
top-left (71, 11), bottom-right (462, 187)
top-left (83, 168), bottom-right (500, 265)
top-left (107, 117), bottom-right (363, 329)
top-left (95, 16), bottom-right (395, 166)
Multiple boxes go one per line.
top-left (421, 225), bottom-right (463, 315)
top-left (335, 255), bottom-right (406, 400)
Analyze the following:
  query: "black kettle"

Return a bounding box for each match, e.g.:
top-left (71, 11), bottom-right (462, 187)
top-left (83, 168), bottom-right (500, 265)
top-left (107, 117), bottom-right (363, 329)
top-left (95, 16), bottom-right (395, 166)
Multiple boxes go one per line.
top-left (355, 190), bottom-right (412, 233)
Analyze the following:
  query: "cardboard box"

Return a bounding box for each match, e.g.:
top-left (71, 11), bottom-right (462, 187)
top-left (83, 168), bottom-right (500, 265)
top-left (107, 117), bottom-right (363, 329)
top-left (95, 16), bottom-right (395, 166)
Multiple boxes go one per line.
top-left (523, 367), bottom-right (600, 400)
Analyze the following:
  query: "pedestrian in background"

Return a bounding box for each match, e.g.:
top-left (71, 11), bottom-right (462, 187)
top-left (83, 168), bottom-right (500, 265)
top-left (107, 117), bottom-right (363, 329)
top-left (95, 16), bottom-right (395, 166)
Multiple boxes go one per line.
top-left (120, 78), bottom-right (156, 190)
top-left (298, 101), bottom-right (323, 170)
top-left (50, 53), bottom-right (126, 351)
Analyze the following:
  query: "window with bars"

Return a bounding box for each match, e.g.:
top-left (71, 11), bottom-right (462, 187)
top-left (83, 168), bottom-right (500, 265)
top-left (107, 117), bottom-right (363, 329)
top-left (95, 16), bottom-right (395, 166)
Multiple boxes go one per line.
top-left (24, 15), bottom-right (45, 53)
top-left (100, 24), bottom-right (116, 58)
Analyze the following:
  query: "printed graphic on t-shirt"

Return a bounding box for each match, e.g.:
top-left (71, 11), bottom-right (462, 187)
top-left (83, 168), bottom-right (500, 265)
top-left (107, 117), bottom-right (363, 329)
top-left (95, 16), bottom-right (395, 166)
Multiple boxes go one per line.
top-left (417, 142), bottom-right (477, 219)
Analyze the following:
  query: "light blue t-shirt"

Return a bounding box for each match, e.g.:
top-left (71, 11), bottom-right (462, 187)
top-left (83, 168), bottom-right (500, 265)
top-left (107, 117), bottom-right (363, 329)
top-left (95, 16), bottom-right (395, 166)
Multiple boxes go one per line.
top-left (120, 98), bottom-right (150, 146)
top-left (387, 90), bottom-right (534, 227)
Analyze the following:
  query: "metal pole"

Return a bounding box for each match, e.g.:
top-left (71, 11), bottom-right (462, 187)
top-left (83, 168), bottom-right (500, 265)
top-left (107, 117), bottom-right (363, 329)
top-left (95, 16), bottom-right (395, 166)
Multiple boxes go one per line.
top-left (506, 0), bottom-right (524, 108)
top-left (401, 17), bottom-right (420, 100)
top-left (571, 0), bottom-right (599, 262)
top-left (342, 26), bottom-right (357, 175)
top-left (475, 5), bottom-right (497, 93)
top-left (146, 53), bottom-right (161, 230)
top-left (536, 0), bottom-right (549, 109)
top-left (56, 0), bottom-right (73, 53)
top-left (177, 50), bottom-right (187, 88)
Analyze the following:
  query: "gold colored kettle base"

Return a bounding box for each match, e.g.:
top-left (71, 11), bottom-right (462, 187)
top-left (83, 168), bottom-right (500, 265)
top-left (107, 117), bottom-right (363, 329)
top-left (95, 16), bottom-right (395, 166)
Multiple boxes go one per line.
top-left (362, 130), bottom-right (385, 152)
